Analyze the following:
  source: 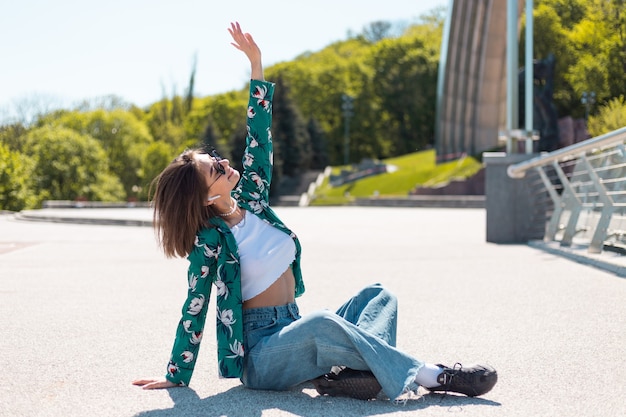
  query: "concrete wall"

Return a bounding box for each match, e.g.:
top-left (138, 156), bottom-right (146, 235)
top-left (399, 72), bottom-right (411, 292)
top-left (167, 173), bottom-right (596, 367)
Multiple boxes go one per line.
top-left (436, 0), bottom-right (525, 162)
top-left (484, 152), bottom-right (547, 243)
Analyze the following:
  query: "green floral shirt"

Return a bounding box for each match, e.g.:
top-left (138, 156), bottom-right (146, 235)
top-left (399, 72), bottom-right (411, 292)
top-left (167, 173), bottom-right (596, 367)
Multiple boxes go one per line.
top-left (165, 80), bottom-right (305, 386)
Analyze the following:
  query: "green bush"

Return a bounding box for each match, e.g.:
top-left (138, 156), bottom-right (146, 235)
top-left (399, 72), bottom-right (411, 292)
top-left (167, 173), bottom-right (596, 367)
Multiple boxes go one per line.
top-left (23, 126), bottom-right (125, 204)
top-left (0, 143), bottom-right (36, 211)
top-left (588, 96), bottom-right (626, 136)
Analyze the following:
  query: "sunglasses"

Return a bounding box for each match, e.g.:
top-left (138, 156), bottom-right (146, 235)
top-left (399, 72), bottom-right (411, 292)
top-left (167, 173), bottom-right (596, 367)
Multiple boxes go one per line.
top-left (207, 149), bottom-right (226, 176)
top-left (202, 149), bottom-right (226, 197)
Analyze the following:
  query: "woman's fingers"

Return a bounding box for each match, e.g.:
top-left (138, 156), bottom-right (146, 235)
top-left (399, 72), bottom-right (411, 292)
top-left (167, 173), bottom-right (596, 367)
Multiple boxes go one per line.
top-left (228, 22), bottom-right (254, 49)
top-left (228, 22), bottom-right (245, 45)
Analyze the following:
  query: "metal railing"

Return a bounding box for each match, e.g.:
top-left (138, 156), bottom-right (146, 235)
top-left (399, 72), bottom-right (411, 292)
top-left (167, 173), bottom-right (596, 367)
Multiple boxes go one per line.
top-left (507, 126), bottom-right (626, 254)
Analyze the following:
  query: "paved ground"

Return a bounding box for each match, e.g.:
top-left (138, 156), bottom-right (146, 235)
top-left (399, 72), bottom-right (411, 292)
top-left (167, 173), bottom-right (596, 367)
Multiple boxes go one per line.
top-left (1, 207), bottom-right (624, 417)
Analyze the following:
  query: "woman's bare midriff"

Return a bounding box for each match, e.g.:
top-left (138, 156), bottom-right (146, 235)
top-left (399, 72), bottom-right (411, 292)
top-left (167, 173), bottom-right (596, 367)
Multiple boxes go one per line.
top-left (242, 267), bottom-right (296, 309)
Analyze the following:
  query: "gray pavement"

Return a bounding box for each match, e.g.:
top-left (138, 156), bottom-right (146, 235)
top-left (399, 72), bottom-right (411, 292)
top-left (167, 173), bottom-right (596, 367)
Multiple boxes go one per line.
top-left (1, 207), bottom-right (624, 417)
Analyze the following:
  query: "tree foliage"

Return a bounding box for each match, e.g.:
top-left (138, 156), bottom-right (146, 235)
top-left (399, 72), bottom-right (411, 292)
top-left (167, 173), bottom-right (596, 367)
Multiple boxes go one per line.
top-left (272, 75), bottom-right (312, 177)
top-left (37, 109), bottom-right (153, 199)
top-left (528, 0), bottom-right (626, 118)
top-left (588, 96), bottom-right (626, 136)
top-left (307, 117), bottom-right (329, 170)
top-left (22, 126), bottom-right (125, 204)
top-left (204, 91), bottom-right (248, 161)
top-left (0, 123), bottom-right (27, 152)
top-left (142, 141), bottom-right (175, 200)
top-left (0, 143), bottom-right (36, 211)
top-left (367, 34), bottom-right (439, 155)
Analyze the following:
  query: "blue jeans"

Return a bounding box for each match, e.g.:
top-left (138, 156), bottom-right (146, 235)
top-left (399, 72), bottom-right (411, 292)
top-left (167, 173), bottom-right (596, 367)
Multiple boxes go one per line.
top-left (241, 283), bottom-right (423, 400)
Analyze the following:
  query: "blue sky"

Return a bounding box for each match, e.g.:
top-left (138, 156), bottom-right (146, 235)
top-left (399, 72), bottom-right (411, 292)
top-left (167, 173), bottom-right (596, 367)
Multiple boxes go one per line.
top-left (0, 0), bottom-right (447, 119)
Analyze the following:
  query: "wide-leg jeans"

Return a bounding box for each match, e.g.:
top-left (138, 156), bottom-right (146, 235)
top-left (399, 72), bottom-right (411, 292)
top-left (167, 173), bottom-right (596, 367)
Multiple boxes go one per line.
top-left (241, 283), bottom-right (423, 400)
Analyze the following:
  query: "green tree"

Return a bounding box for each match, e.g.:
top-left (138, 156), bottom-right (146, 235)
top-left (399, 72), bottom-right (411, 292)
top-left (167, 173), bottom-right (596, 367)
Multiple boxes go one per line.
top-left (536, 0), bottom-right (587, 29)
top-left (272, 76), bottom-right (312, 177)
top-left (0, 123), bottom-right (27, 152)
top-left (207, 91), bottom-right (248, 159)
top-left (39, 109), bottom-right (154, 199)
top-left (146, 98), bottom-right (187, 149)
top-left (565, 5), bottom-right (613, 107)
top-left (183, 96), bottom-right (217, 148)
top-left (307, 117), bottom-right (329, 169)
top-left (588, 0), bottom-right (626, 101)
top-left (587, 96), bottom-right (626, 136)
top-left (0, 143), bottom-right (36, 211)
top-left (142, 141), bottom-right (175, 200)
top-left (368, 34), bottom-right (439, 155)
top-left (530, 0), bottom-right (626, 117)
top-left (23, 126), bottom-right (125, 204)
top-left (521, 4), bottom-right (576, 113)
top-left (184, 54), bottom-right (197, 115)
top-left (268, 38), bottom-right (374, 164)
top-left (362, 21), bottom-right (393, 42)
top-left (228, 123), bottom-right (248, 175)
top-left (200, 122), bottom-right (220, 151)
top-left (265, 14), bottom-right (444, 164)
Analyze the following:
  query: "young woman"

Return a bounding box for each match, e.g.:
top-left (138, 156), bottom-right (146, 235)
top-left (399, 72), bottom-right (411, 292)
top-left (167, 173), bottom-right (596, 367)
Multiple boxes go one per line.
top-left (132, 22), bottom-right (497, 401)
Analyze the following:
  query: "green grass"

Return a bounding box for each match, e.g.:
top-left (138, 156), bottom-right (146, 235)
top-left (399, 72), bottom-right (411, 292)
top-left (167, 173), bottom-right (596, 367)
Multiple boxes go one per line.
top-left (311, 150), bottom-right (482, 206)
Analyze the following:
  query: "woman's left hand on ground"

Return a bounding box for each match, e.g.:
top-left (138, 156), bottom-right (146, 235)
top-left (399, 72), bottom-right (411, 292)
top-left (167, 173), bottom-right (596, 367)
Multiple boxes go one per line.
top-left (132, 377), bottom-right (180, 390)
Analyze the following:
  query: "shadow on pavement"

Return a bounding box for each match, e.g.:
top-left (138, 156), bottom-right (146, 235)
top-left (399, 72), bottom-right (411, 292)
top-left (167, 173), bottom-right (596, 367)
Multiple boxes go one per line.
top-left (133, 384), bottom-right (501, 417)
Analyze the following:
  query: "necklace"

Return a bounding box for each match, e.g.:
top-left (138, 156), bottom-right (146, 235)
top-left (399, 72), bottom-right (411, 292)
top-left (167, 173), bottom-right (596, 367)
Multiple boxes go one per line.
top-left (218, 198), bottom-right (238, 217)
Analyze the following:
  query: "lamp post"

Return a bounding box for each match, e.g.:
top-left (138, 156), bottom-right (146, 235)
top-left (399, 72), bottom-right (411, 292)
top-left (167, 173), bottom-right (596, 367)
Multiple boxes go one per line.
top-left (341, 94), bottom-right (354, 166)
top-left (581, 91), bottom-right (596, 121)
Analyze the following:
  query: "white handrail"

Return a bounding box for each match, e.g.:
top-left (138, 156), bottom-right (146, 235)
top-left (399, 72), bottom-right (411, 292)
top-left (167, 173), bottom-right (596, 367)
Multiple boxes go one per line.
top-left (507, 126), bottom-right (626, 178)
top-left (506, 126), bottom-right (626, 254)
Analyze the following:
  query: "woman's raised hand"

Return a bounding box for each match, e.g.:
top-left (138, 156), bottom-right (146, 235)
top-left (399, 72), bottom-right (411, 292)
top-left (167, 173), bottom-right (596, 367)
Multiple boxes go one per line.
top-left (228, 21), bottom-right (263, 80)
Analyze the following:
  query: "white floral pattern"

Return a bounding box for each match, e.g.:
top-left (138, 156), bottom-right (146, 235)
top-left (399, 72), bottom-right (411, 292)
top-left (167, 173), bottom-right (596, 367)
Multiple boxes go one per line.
top-left (181, 351), bottom-right (194, 363)
top-left (248, 200), bottom-right (264, 214)
top-left (204, 244), bottom-right (221, 259)
top-left (227, 340), bottom-right (244, 359)
top-left (252, 84), bottom-right (270, 110)
top-left (167, 361), bottom-right (179, 377)
top-left (200, 265), bottom-right (210, 278)
top-left (249, 173), bottom-right (266, 194)
top-left (217, 308), bottom-right (236, 338)
top-left (215, 269), bottom-right (229, 300)
top-left (187, 295), bottom-right (204, 315)
top-left (182, 320), bottom-right (192, 333)
top-left (249, 137), bottom-right (258, 148)
top-left (188, 273), bottom-right (198, 291)
top-left (243, 152), bottom-right (254, 167)
top-left (190, 331), bottom-right (202, 345)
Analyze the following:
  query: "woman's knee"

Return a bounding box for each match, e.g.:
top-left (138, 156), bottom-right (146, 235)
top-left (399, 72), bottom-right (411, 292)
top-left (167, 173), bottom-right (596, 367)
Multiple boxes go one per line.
top-left (360, 283), bottom-right (397, 305)
top-left (307, 310), bottom-right (342, 326)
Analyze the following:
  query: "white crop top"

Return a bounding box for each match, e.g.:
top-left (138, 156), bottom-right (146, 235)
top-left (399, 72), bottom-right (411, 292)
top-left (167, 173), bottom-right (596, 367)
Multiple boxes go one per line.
top-left (230, 211), bottom-right (296, 301)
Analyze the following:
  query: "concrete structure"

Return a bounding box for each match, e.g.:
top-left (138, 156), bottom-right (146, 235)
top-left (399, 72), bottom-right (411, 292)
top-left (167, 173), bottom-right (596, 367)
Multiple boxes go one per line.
top-left (436, 0), bottom-right (526, 162)
top-left (484, 152), bottom-right (546, 243)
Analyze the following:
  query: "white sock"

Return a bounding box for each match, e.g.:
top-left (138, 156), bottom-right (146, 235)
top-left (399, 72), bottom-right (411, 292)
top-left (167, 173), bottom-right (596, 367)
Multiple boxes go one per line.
top-left (415, 363), bottom-right (443, 388)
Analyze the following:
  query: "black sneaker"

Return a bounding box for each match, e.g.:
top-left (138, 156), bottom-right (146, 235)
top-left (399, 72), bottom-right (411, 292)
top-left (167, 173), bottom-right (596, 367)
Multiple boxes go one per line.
top-left (312, 366), bottom-right (382, 401)
top-left (427, 363), bottom-right (497, 397)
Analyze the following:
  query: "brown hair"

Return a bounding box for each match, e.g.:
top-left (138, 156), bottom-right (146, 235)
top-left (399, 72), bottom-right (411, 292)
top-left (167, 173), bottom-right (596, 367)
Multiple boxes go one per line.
top-left (151, 149), bottom-right (217, 258)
